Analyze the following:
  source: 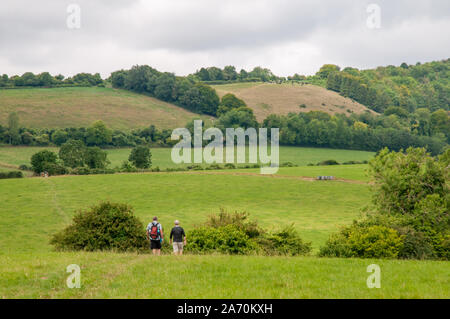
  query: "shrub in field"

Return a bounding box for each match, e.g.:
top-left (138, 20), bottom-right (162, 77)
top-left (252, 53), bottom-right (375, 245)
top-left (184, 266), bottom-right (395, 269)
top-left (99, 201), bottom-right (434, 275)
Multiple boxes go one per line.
top-left (204, 209), bottom-right (263, 239)
top-left (187, 164), bottom-right (203, 170)
top-left (128, 145), bottom-right (152, 169)
top-left (120, 160), bottom-right (138, 172)
top-left (50, 202), bottom-right (147, 252)
top-left (41, 162), bottom-right (68, 176)
top-left (281, 162), bottom-right (296, 167)
top-left (319, 223), bottom-right (404, 258)
top-left (18, 164), bottom-right (32, 171)
top-left (256, 225), bottom-right (312, 256)
top-left (30, 150), bottom-right (58, 173)
top-left (188, 210), bottom-right (311, 256)
top-left (187, 225), bottom-right (255, 255)
top-left (317, 159), bottom-right (340, 166)
top-left (0, 171), bottom-right (23, 179)
top-left (69, 166), bottom-right (91, 175)
top-left (205, 164), bottom-right (222, 170)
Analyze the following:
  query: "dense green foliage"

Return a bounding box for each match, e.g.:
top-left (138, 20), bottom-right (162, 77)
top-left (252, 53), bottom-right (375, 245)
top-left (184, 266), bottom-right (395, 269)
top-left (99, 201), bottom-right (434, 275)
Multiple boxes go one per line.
top-left (187, 210), bottom-right (312, 256)
top-left (326, 59), bottom-right (449, 114)
top-left (217, 93), bottom-right (247, 116)
top-left (320, 148), bottom-right (449, 259)
top-left (128, 145), bottom-right (152, 169)
top-left (319, 223), bottom-right (404, 258)
top-left (50, 202), bottom-right (147, 252)
top-left (263, 111), bottom-right (447, 155)
top-left (30, 149), bottom-right (58, 174)
top-left (59, 139), bottom-right (109, 169)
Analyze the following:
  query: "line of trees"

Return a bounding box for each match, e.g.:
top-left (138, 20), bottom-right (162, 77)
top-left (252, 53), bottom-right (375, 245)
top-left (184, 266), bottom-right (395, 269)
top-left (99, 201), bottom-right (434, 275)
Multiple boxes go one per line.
top-left (262, 112), bottom-right (446, 155)
top-left (30, 142), bottom-right (152, 176)
top-left (1, 109), bottom-right (447, 155)
top-left (193, 66), bottom-right (281, 83)
top-left (0, 118), bottom-right (175, 148)
top-left (0, 72), bottom-right (104, 88)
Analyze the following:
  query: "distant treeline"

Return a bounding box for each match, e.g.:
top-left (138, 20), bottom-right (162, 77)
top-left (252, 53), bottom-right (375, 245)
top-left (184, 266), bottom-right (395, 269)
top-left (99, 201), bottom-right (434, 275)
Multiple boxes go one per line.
top-left (190, 65), bottom-right (326, 87)
top-left (0, 120), bottom-right (174, 148)
top-left (1, 110), bottom-right (447, 155)
top-left (263, 112), bottom-right (446, 155)
top-left (0, 72), bottom-right (104, 88)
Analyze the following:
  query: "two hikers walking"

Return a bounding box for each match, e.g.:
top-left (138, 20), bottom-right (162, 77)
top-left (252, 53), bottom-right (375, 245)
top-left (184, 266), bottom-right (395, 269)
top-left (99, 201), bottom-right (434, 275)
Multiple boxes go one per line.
top-left (146, 217), bottom-right (186, 255)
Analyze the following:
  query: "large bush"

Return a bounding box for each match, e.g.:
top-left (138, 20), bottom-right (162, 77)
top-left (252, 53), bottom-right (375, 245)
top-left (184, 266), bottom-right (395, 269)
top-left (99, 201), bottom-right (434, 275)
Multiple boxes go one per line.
top-left (319, 223), bottom-right (404, 258)
top-left (187, 225), bottom-right (255, 255)
top-left (320, 147), bottom-right (449, 260)
top-left (186, 210), bottom-right (311, 256)
top-left (30, 150), bottom-right (58, 174)
top-left (50, 202), bottom-right (147, 252)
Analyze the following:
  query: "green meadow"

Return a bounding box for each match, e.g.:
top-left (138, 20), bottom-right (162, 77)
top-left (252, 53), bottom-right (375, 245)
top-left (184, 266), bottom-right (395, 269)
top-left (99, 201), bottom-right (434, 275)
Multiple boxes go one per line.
top-left (2, 252), bottom-right (448, 299)
top-left (0, 162), bottom-right (449, 298)
top-left (0, 145), bottom-right (448, 298)
top-left (0, 145), bottom-right (374, 170)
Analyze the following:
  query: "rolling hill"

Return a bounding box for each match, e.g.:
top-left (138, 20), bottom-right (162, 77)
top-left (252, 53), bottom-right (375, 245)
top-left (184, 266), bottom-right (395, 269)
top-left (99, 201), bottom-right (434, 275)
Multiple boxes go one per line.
top-left (212, 82), bottom-right (376, 121)
top-left (0, 87), bottom-right (212, 130)
top-left (0, 83), bottom-right (377, 130)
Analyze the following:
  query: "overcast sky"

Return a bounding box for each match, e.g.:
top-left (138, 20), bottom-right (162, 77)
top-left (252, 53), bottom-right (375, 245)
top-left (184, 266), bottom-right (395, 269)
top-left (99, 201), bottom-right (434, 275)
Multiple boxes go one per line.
top-left (0, 0), bottom-right (449, 78)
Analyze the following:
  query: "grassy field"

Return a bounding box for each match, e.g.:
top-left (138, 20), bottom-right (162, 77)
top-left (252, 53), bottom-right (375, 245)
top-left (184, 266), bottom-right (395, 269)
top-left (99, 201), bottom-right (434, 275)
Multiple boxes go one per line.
top-left (212, 82), bottom-right (376, 121)
top-left (0, 171), bottom-right (448, 298)
top-left (0, 145), bottom-right (374, 170)
top-left (0, 87), bottom-right (212, 130)
top-left (0, 145), bottom-right (448, 298)
top-left (1, 252), bottom-right (448, 298)
top-left (0, 171), bottom-right (371, 252)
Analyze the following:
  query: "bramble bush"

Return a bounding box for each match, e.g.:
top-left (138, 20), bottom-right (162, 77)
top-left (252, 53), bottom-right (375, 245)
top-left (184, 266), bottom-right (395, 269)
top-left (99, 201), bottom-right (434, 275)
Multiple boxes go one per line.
top-left (50, 202), bottom-right (147, 252)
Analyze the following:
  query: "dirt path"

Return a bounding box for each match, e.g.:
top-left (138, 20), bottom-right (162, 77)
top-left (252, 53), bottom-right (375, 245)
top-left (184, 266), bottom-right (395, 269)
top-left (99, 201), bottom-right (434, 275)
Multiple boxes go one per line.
top-left (44, 178), bottom-right (71, 223)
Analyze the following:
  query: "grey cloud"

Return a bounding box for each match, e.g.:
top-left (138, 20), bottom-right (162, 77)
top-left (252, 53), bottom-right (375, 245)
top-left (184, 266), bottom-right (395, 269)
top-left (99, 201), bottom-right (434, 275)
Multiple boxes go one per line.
top-left (0, 0), bottom-right (448, 77)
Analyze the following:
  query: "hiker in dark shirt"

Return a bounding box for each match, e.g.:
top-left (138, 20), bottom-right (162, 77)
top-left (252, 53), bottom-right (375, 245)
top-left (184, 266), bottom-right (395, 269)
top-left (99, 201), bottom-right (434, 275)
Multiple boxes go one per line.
top-left (170, 220), bottom-right (186, 255)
